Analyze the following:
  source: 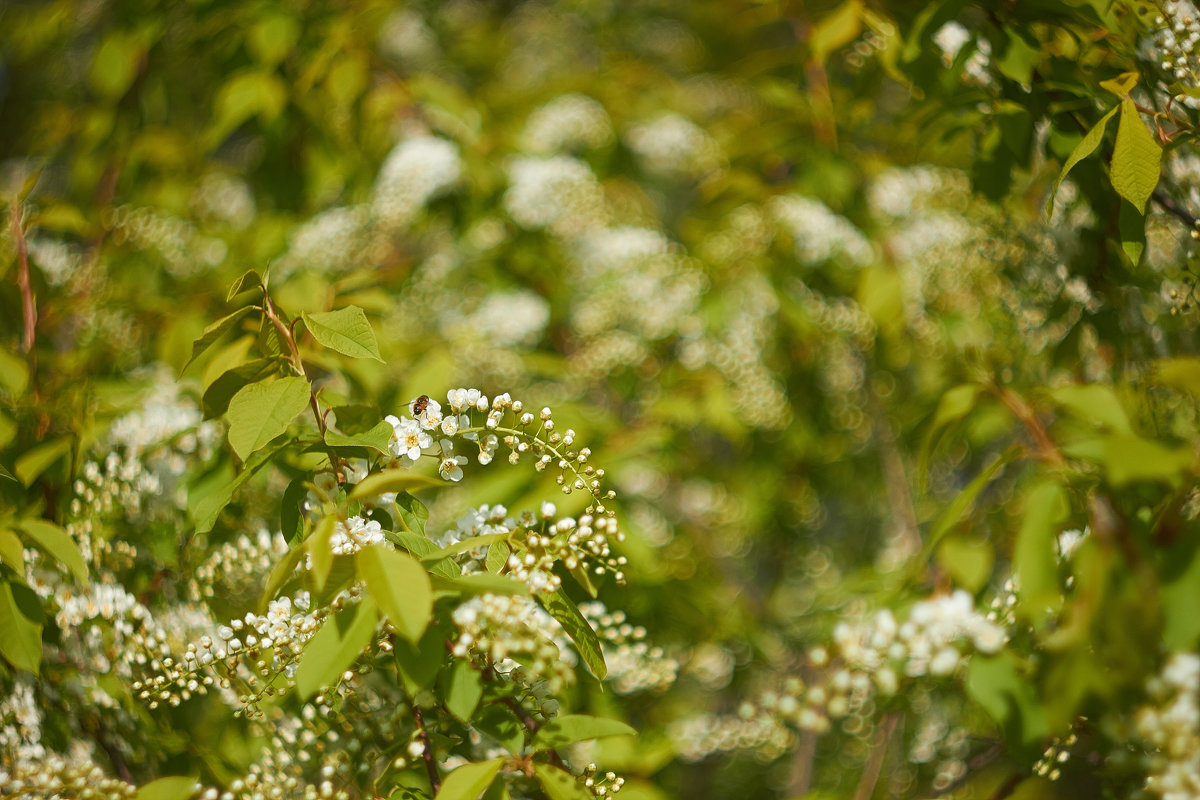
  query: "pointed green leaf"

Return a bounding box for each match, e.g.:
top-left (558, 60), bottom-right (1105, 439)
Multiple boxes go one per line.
top-left (357, 544), bottom-right (432, 642)
top-left (540, 588), bottom-right (606, 680)
top-left (350, 470), bottom-right (442, 501)
top-left (184, 306), bottom-right (256, 371)
top-left (422, 533), bottom-right (507, 562)
top-left (1102, 434), bottom-right (1192, 487)
top-left (394, 618), bottom-right (447, 692)
top-left (1014, 480), bottom-right (1066, 621)
top-left (1099, 71), bottom-right (1139, 96)
top-left (307, 515), bottom-right (338, 591)
top-left (533, 765), bottom-right (593, 800)
top-left (0, 578), bottom-right (44, 674)
top-left (294, 596), bottom-right (378, 700)
top-left (190, 441), bottom-right (288, 534)
top-left (443, 659), bottom-right (483, 721)
top-left (0, 462), bottom-right (16, 482)
top-left (135, 776), bottom-right (202, 800)
top-left (435, 759), bottom-right (503, 800)
top-left (1046, 106), bottom-right (1116, 217)
top-left (15, 437), bottom-right (72, 486)
top-left (226, 376), bottom-right (311, 461)
top-left (433, 573), bottom-right (529, 597)
top-left (532, 715), bottom-right (636, 751)
top-left (202, 357), bottom-right (286, 417)
top-left (810, 0), bottom-right (861, 64)
top-left (486, 541), bottom-right (510, 574)
top-left (0, 530), bottom-right (23, 572)
top-left (227, 269), bottom-right (264, 301)
top-left (302, 306), bottom-right (384, 362)
top-left (326, 420), bottom-right (395, 457)
top-left (1050, 385), bottom-right (1131, 434)
top-left (18, 520), bottom-right (88, 584)
top-left (394, 491), bottom-right (431, 536)
top-left (1111, 99), bottom-right (1161, 214)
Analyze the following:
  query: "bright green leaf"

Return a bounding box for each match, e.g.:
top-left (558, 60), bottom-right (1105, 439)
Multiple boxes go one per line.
top-left (533, 715), bottom-right (636, 751)
top-left (0, 578), bottom-right (44, 674)
top-left (294, 596), bottom-right (378, 700)
top-left (1050, 384), bottom-right (1131, 434)
top-left (435, 759), bottom-right (503, 800)
top-left (1046, 106), bottom-right (1116, 217)
top-left (226, 376), bottom-right (311, 461)
top-left (357, 544), bottom-right (432, 642)
top-left (18, 520), bottom-right (88, 585)
top-left (810, 1), bottom-right (862, 64)
top-left (15, 438), bottom-right (72, 486)
top-left (540, 588), bottom-right (606, 680)
top-left (302, 306), bottom-right (384, 362)
top-left (184, 307), bottom-right (256, 371)
top-left (326, 420), bottom-right (395, 456)
top-left (0, 530), bottom-right (23, 572)
top-left (533, 765), bottom-right (593, 800)
top-left (1102, 434), bottom-right (1192, 487)
top-left (443, 659), bottom-right (483, 722)
top-left (350, 470), bottom-right (442, 501)
top-left (1014, 480), bottom-right (1066, 621)
top-left (1111, 99), bottom-right (1161, 215)
top-left (135, 776), bottom-right (201, 800)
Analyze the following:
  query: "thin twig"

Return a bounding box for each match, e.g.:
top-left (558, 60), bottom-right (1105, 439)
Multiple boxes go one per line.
top-left (410, 700), bottom-right (440, 794)
top-left (853, 713), bottom-right (899, 800)
top-left (10, 202), bottom-right (37, 354)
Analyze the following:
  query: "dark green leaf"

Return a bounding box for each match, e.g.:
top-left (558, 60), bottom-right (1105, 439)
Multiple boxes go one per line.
top-left (442, 659), bottom-right (483, 722)
top-left (540, 589), bottom-right (606, 680)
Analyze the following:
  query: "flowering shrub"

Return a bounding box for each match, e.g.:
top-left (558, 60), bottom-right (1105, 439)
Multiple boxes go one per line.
top-left (6, 1), bottom-right (1200, 799)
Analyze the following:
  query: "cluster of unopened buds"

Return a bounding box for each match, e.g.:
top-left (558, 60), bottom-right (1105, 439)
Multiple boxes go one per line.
top-left (385, 389), bottom-right (617, 505)
top-left (450, 593), bottom-right (574, 693)
top-left (580, 763), bottom-right (626, 797)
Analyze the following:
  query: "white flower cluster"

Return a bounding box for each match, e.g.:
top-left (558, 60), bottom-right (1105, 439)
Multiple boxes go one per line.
top-left (454, 289), bottom-right (551, 346)
top-left (379, 8), bottom-right (439, 66)
top-left (520, 94), bottom-right (614, 154)
top-left (327, 516), bottom-right (385, 557)
top-left (668, 709), bottom-right (791, 763)
top-left (624, 112), bottom-right (721, 177)
top-left (769, 195), bottom-right (874, 267)
top-left (191, 528), bottom-right (290, 600)
top-left (868, 165), bottom-right (971, 220)
top-left (279, 205), bottom-right (372, 277)
top-left (1136, 653), bottom-right (1200, 800)
top-left (451, 592), bottom-right (575, 693)
top-left (1152, 2), bottom-right (1200, 105)
top-left (372, 135), bottom-right (463, 228)
top-left (28, 237), bottom-right (82, 286)
top-left (192, 172), bottom-right (256, 230)
top-left (503, 156), bottom-right (607, 236)
top-left (135, 589), bottom-right (333, 716)
top-left (108, 204), bottom-right (228, 277)
top-left (932, 21), bottom-right (993, 84)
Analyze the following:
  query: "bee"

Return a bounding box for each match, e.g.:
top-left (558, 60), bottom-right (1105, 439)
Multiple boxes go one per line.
top-left (410, 395), bottom-right (431, 417)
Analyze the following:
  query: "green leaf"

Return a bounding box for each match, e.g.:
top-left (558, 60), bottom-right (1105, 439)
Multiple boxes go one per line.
top-left (921, 448), bottom-right (1019, 563)
top-left (184, 307), bottom-right (256, 371)
top-left (0, 530), bottom-right (23, 572)
top-left (307, 516), bottom-right (338, 592)
top-left (443, 659), bottom-right (483, 722)
top-left (1099, 71), bottom-right (1140, 96)
top-left (1101, 434), bottom-right (1192, 487)
top-left (302, 306), bottom-right (384, 362)
top-left (0, 462), bottom-right (16, 483)
top-left (326, 420), bottom-right (395, 457)
top-left (1050, 384), bottom-right (1131, 434)
top-left (17, 520), bottom-right (88, 585)
top-left (190, 441), bottom-right (288, 534)
top-left (357, 545), bottom-right (432, 643)
top-left (435, 759), bottom-right (503, 800)
top-left (89, 31), bottom-right (144, 99)
top-left (1161, 538), bottom-right (1200, 650)
top-left (351, 471), bottom-right (442, 501)
top-left (422, 533), bottom-right (508, 562)
top-left (1119, 198), bottom-right (1147, 264)
top-left (1153, 357), bottom-right (1200, 396)
top-left (294, 596), bottom-right (378, 700)
top-left (227, 269), bottom-right (265, 301)
top-left (226, 376), bottom-right (311, 461)
top-left (533, 765), bottom-right (593, 800)
top-left (433, 573), bottom-right (529, 596)
top-left (394, 618), bottom-right (447, 692)
top-left (1111, 99), bottom-right (1161, 215)
top-left (202, 357), bottom-right (285, 417)
top-left (533, 715), bottom-right (636, 751)
top-left (209, 69), bottom-right (289, 148)
top-left (967, 652), bottom-right (1048, 751)
top-left (1046, 106), bottom-right (1116, 217)
top-left (1014, 480), bottom-right (1066, 622)
top-left (474, 704), bottom-right (525, 754)
top-left (540, 588), bottom-right (606, 680)
top-left (486, 541), bottom-right (510, 574)
top-left (15, 437), bottom-right (72, 486)
top-left (280, 477), bottom-right (310, 546)
top-left (935, 536), bottom-right (994, 594)
top-left (0, 578), bottom-right (44, 674)
top-left (810, 0), bottom-right (861, 64)
top-left (134, 776), bottom-right (201, 800)
top-left (395, 491), bottom-right (431, 536)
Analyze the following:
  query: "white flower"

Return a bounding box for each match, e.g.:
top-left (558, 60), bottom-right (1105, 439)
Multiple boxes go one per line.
top-left (387, 415), bottom-right (432, 461)
top-left (373, 136), bottom-right (463, 228)
top-left (438, 440), bottom-right (467, 482)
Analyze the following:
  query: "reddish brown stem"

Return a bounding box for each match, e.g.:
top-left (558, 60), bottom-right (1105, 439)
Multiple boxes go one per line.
top-left (410, 701), bottom-right (440, 794)
top-left (11, 203), bottom-right (37, 354)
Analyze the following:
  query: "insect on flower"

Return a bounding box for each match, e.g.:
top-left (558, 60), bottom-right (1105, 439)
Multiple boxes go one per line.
top-left (410, 395), bottom-right (431, 417)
